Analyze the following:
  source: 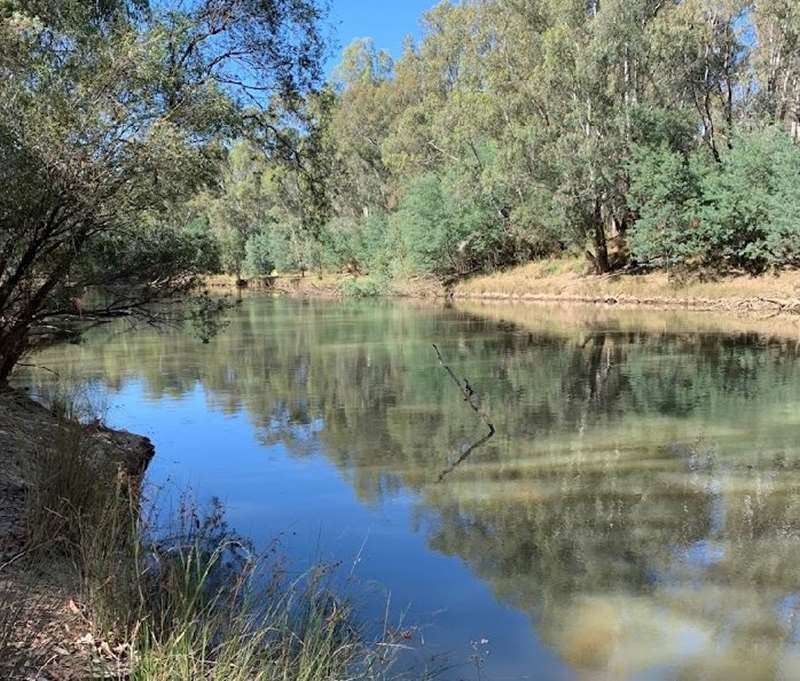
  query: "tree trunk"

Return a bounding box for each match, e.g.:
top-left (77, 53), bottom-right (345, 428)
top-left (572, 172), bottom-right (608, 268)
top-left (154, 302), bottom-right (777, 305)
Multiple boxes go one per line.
top-left (592, 203), bottom-right (610, 274)
top-left (791, 98), bottom-right (800, 143)
top-left (0, 324), bottom-right (29, 386)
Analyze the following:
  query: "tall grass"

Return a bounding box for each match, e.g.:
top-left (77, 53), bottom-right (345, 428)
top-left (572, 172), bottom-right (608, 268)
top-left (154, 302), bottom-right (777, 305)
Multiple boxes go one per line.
top-left (25, 419), bottom-right (120, 553)
top-left (17, 394), bottom-right (406, 681)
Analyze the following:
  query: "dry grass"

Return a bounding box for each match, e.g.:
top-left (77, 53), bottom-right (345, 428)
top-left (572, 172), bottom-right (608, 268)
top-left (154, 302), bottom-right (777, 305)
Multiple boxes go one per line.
top-left (25, 421), bottom-right (121, 555)
top-left (204, 272), bottom-right (349, 297)
top-left (206, 261), bottom-right (800, 316)
top-left (454, 257), bottom-right (800, 309)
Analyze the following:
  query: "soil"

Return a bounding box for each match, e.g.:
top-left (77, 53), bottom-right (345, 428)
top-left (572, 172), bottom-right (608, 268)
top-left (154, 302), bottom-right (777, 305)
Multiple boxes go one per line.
top-left (0, 387), bottom-right (153, 680)
top-left (203, 268), bottom-right (800, 321)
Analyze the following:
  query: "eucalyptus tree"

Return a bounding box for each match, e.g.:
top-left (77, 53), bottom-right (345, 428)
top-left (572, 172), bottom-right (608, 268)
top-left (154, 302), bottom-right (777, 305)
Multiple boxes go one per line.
top-left (324, 39), bottom-right (398, 224)
top-left (202, 141), bottom-right (274, 277)
top-left (0, 0), bottom-right (326, 383)
top-left (751, 0), bottom-right (800, 140)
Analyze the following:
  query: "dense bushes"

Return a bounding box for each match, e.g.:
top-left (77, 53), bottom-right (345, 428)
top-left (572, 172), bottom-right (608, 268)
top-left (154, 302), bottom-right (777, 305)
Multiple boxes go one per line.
top-left (629, 128), bottom-right (800, 274)
top-left (390, 173), bottom-right (506, 278)
top-left (199, 122), bottom-right (800, 287)
top-left (244, 231), bottom-right (275, 276)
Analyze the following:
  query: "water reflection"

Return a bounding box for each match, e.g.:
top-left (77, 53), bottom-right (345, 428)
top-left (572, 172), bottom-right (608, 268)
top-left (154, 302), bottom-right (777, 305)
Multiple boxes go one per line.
top-left (17, 298), bottom-right (800, 680)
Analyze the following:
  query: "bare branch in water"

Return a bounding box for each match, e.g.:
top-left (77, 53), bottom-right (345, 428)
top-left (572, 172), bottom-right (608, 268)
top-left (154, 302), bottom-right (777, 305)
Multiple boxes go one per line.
top-left (432, 344), bottom-right (496, 482)
top-left (437, 430), bottom-right (496, 483)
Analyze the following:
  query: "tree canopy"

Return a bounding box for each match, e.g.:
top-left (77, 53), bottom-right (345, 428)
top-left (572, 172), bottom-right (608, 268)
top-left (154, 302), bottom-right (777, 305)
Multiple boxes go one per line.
top-left (0, 0), bottom-right (327, 381)
top-left (199, 0), bottom-right (800, 290)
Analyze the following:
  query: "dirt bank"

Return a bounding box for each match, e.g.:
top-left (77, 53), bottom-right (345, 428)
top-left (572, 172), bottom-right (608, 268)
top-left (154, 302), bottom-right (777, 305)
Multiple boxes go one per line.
top-left (0, 387), bottom-right (153, 680)
top-left (451, 259), bottom-right (800, 317)
top-left (203, 261), bottom-right (800, 320)
top-left (204, 273), bottom-right (344, 297)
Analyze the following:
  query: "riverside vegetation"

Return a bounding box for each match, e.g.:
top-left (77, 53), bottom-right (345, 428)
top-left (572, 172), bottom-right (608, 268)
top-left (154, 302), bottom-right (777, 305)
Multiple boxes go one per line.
top-left (188, 1), bottom-right (800, 295)
top-left (0, 387), bottom-right (409, 681)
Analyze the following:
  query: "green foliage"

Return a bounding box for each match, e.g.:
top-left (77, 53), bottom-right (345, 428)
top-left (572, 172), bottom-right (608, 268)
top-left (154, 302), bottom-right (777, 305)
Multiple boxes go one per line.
top-left (217, 229), bottom-right (244, 276)
top-left (183, 217), bottom-right (222, 274)
top-left (628, 145), bottom-right (707, 269)
top-left (244, 231), bottom-right (275, 276)
top-left (333, 37), bottom-right (393, 88)
top-left (319, 216), bottom-right (366, 271)
top-left (630, 128), bottom-right (800, 273)
top-left (390, 173), bottom-right (502, 278)
top-left (226, 0), bottom-right (800, 282)
top-left (266, 216), bottom-right (315, 273)
top-left (0, 0), bottom-right (327, 381)
top-left (8, 0), bottom-right (796, 334)
top-left (696, 129), bottom-right (800, 272)
top-left (338, 275), bottom-right (388, 298)
top-left (359, 212), bottom-right (395, 274)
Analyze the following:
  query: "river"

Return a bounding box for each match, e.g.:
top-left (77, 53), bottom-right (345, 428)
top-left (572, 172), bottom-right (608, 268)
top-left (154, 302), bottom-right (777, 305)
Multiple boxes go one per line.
top-left (17, 297), bottom-right (800, 681)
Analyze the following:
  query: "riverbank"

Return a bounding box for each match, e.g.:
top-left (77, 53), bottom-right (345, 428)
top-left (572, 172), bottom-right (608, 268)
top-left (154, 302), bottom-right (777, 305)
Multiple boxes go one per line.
top-left (0, 387), bottom-right (407, 681)
top-left (206, 259), bottom-right (800, 319)
top-left (204, 273), bottom-right (345, 297)
top-left (451, 258), bottom-right (800, 316)
top-left (0, 388), bottom-right (154, 561)
top-left (0, 387), bottom-right (153, 679)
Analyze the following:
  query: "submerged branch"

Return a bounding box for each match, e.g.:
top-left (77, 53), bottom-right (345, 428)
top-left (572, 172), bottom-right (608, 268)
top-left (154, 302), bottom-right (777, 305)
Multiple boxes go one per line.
top-left (432, 344), bottom-right (496, 482)
top-left (436, 430), bottom-right (496, 483)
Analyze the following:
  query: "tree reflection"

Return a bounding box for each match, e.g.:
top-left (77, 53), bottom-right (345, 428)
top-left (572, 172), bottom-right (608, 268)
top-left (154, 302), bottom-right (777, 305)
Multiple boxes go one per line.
top-left (18, 299), bottom-right (800, 679)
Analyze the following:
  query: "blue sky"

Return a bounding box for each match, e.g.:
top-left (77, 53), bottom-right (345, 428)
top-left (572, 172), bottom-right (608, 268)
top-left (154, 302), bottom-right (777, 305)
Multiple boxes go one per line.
top-left (327, 0), bottom-right (437, 68)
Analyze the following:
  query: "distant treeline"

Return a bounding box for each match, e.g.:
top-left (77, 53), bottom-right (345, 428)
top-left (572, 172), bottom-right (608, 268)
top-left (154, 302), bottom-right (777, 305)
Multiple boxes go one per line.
top-left (189, 0), bottom-right (800, 283)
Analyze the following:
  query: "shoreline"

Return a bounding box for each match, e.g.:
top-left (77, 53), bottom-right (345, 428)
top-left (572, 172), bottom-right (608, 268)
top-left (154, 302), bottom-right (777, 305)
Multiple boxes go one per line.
top-left (450, 290), bottom-right (800, 316)
top-left (0, 387), bottom-right (154, 679)
top-left (0, 388), bottom-right (154, 561)
top-left (203, 263), bottom-right (800, 321)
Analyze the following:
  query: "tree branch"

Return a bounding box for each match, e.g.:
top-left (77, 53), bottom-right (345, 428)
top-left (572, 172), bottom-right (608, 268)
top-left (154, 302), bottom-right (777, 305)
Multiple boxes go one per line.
top-left (432, 344), bottom-right (496, 482)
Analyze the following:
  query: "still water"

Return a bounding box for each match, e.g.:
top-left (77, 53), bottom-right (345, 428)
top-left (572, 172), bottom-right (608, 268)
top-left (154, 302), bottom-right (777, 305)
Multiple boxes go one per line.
top-left (16, 297), bottom-right (800, 681)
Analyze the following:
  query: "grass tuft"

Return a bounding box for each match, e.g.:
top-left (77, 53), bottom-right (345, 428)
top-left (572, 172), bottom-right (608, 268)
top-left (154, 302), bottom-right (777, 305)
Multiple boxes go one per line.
top-left (12, 391), bottom-right (407, 681)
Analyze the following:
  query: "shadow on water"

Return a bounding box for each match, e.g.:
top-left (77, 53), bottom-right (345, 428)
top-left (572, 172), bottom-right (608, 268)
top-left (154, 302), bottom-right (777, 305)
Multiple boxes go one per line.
top-left (17, 297), bottom-right (800, 681)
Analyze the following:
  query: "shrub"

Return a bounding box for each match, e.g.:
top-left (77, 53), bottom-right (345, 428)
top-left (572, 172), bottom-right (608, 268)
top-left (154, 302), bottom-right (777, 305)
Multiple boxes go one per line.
top-left (319, 216), bottom-right (366, 272)
top-left (629, 127), bottom-right (800, 274)
top-left (183, 216), bottom-right (222, 274)
top-left (338, 275), bottom-right (388, 298)
top-left (627, 144), bottom-right (706, 269)
top-left (390, 173), bottom-right (502, 279)
top-left (244, 231), bottom-right (275, 276)
top-left (267, 216), bottom-right (315, 274)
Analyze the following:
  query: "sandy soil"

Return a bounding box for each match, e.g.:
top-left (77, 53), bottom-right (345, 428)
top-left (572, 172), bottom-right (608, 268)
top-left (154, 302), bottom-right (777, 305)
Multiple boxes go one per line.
top-left (452, 259), bottom-right (800, 317)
